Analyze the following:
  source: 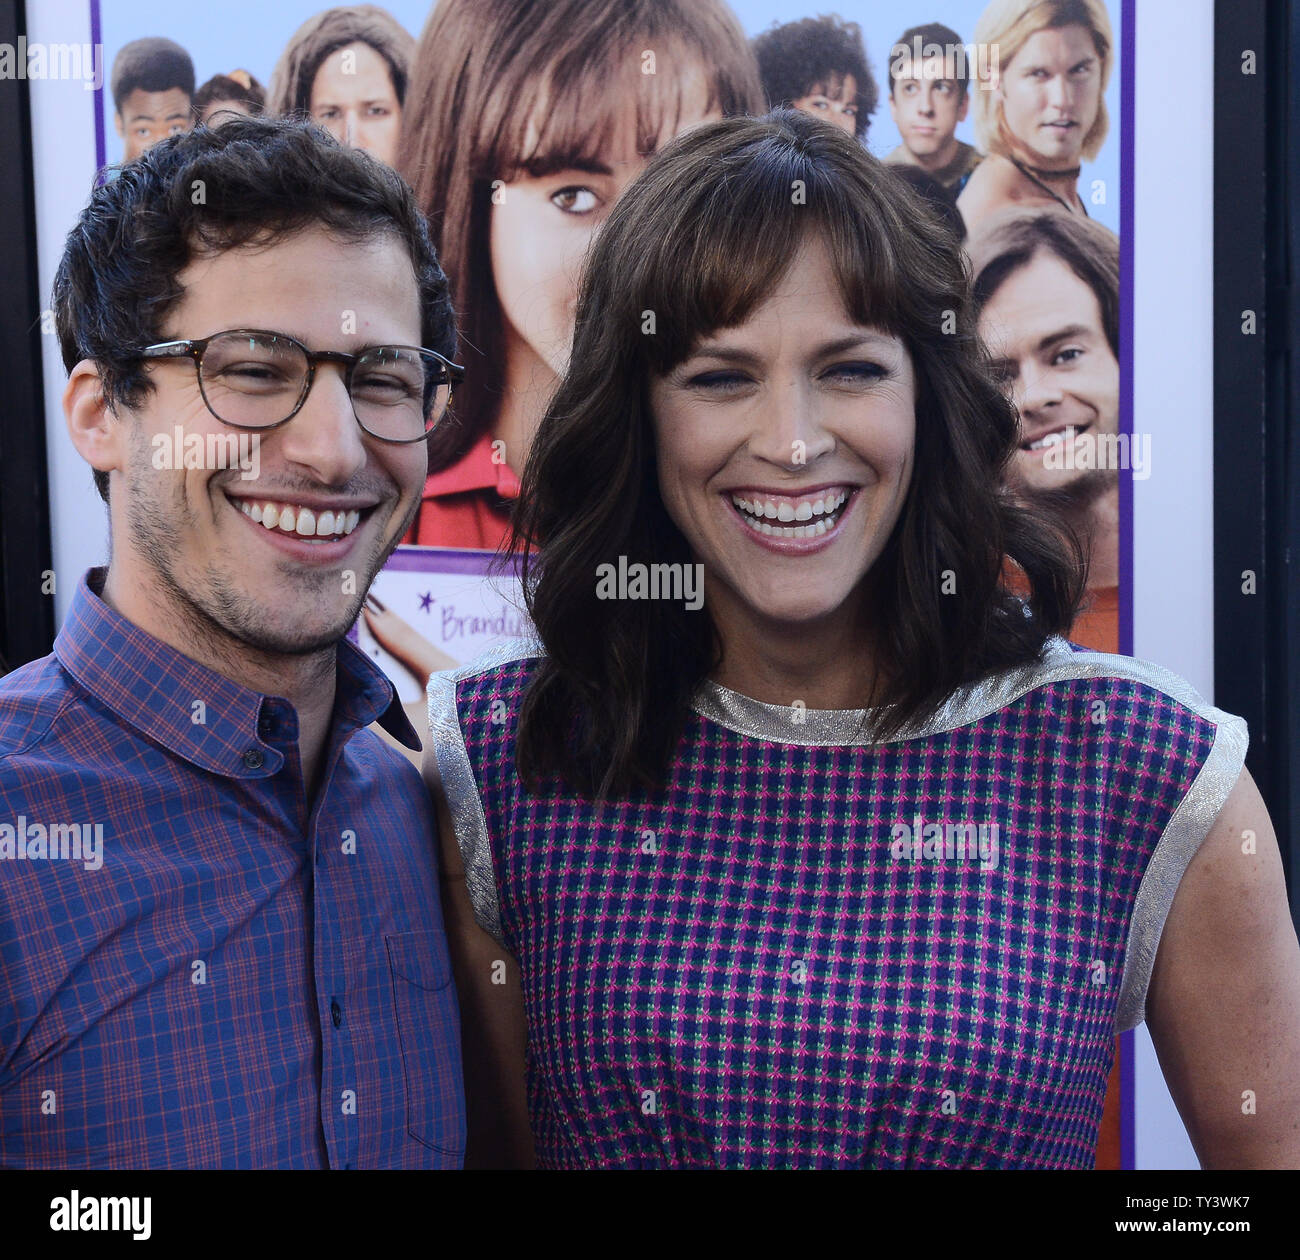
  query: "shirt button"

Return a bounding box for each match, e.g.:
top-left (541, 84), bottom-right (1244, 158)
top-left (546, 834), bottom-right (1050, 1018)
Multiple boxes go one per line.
top-left (330, 1000), bottom-right (342, 1028)
top-left (242, 748), bottom-right (264, 769)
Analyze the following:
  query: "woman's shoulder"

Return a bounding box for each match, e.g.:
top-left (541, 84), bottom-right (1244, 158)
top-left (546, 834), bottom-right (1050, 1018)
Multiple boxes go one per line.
top-left (979, 637), bottom-right (1247, 747)
top-left (962, 639), bottom-right (1250, 800)
top-left (426, 636), bottom-right (545, 738)
top-left (1036, 638), bottom-right (1242, 719)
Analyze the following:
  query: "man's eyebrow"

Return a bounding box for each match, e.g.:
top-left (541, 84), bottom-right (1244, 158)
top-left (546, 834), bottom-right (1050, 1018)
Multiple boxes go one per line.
top-left (1035, 323), bottom-right (1095, 353)
top-left (314, 97), bottom-right (393, 108)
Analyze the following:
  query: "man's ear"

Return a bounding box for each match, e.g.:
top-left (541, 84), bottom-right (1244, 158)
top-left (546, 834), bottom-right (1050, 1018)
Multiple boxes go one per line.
top-left (958, 93), bottom-right (970, 123)
top-left (64, 360), bottom-right (127, 485)
top-left (113, 110), bottom-right (124, 140)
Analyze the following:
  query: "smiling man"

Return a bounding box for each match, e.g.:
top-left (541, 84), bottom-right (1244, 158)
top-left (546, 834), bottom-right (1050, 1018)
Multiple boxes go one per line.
top-left (0, 117), bottom-right (465, 1168)
top-left (971, 207), bottom-right (1120, 653)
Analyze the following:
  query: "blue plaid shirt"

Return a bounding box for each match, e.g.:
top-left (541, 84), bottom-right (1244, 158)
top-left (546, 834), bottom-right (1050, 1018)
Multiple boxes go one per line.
top-left (0, 570), bottom-right (464, 1168)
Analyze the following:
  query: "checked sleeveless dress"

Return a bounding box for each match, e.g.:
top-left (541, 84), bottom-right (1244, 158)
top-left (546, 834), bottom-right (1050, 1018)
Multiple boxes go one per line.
top-left (429, 636), bottom-right (1247, 1169)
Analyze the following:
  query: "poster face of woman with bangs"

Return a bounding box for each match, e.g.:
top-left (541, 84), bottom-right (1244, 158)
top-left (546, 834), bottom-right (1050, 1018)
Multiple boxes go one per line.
top-left (87, 0), bottom-right (1131, 1168)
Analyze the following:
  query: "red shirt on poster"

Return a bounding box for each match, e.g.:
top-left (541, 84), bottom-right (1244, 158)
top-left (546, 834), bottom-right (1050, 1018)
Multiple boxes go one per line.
top-left (405, 433), bottom-right (522, 551)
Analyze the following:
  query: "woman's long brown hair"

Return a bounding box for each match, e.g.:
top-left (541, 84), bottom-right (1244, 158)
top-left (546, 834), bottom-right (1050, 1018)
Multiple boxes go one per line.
top-left (510, 109), bottom-right (1088, 801)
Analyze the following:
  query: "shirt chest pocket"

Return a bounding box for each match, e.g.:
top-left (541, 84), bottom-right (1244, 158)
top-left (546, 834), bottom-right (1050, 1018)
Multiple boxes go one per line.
top-left (385, 931), bottom-right (467, 1158)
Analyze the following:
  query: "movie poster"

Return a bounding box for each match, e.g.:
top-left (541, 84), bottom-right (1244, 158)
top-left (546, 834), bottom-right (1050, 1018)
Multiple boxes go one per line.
top-left (37, 0), bottom-right (1144, 1166)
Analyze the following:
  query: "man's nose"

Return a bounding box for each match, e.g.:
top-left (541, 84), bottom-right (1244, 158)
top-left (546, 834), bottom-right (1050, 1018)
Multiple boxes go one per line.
top-left (274, 363), bottom-right (369, 486)
top-left (1018, 363), bottom-right (1063, 414)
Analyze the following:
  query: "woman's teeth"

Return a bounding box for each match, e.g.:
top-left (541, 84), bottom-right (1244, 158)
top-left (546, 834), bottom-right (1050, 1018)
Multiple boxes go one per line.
top-left (236, 498), bottom-right (362, 541)
top-left (731, 489), bottom-right (850, 538)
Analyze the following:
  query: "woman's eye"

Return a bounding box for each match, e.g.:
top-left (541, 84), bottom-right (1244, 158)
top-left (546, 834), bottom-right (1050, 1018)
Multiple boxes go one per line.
top-left (687, 370), bottom-right (750, 392)
top-left (367, 104), bottom-right (392, 117)
top-left (551, 186), bottom-right (599, 214)
top-left (823, 361), bottom-right (887, 384)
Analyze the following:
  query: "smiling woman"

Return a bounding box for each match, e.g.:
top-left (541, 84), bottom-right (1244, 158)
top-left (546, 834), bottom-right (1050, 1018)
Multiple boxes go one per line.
top-left (395, 0), bottom-right (764, 552)
top-left (423, 108), bottom-right (1300, 1171)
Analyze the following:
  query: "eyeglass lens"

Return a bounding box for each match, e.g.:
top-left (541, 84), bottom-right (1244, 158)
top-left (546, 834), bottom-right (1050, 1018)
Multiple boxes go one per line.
top-left (197, 332), bottom-right (451, 440)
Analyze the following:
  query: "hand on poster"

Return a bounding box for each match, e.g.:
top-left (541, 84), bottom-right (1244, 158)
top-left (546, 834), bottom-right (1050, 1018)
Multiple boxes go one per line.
top-left (351, 547), bottom-right (530, 703)
top-left (361, 593), bottom-right (456, 688)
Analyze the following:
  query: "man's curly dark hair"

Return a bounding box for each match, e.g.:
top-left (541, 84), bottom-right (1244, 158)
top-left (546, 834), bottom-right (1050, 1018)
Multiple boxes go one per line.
top-left (751, 13), bottom-right (877, 141)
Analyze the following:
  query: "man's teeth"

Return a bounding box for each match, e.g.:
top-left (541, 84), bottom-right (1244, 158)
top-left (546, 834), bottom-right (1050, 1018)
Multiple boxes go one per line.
top-left (1026, 426), bottom-right (1078, 451)
top-left (236, 499), bottom-right (362, 540)
top-left (730, 489), bottom-right (849, 538)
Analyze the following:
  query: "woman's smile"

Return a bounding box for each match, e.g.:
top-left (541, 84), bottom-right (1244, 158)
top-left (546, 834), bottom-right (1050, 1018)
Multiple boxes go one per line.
top-left (725, 484), bottom-right (859, 553)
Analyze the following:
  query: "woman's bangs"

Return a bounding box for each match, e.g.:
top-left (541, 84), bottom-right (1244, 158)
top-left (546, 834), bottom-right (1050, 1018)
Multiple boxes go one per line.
top-left (497, 38), bottom-right (720, 179)
top-left (818, 207), bottom-right (913, 336)
top-left (638, 181), bottom-right (911, 375)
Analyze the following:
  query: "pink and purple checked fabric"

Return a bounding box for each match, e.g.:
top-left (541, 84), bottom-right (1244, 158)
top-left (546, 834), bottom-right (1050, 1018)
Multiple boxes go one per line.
top-left (435, 637), bottom-right (1247, 1168)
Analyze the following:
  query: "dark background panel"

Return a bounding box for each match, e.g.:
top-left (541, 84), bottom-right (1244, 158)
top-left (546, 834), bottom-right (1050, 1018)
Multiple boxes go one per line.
top-left (1214, 0), bottom-right (1298, 929)
top-left (0, 0), bottom-right (55, 674)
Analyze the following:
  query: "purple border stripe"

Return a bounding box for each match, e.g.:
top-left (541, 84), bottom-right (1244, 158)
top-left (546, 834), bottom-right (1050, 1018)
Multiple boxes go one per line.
top-left (1118, 0), bottom-right (1135, 663)
top-left (379, 544), bottom-right (522, 579)
top-left (1119, 0), bottom-right (1137, 1174)
top-left (91, 0), bottom-right (105, 178)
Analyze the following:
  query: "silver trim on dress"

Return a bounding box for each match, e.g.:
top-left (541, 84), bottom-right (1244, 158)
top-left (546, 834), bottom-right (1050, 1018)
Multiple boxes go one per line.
top-left (427, 637), bottom-right (544, 950)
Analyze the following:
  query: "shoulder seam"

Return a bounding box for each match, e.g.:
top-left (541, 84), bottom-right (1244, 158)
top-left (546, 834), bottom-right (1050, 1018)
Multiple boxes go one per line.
top-left (0, 672), bottom-right (88, 765)
top-left (428, 636), bottom-right (545, 691)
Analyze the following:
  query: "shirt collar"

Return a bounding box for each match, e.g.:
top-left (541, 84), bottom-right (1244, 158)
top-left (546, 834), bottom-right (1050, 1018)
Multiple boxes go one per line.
top-left (421, 430), bottom-right (521, 500)
top-left (54, 569), bottom-right (420, 778)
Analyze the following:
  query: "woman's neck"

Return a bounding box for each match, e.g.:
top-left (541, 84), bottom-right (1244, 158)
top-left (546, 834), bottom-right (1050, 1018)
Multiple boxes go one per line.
top-left (492, 323), bottom-right (560, 476)
top-left (709, 590), bottom-right (885, 712)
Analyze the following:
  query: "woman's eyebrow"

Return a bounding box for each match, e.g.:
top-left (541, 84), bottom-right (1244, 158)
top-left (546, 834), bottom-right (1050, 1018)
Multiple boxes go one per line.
top-left (688, 333), bottom-right (899, 364)
top-left (520, 154), bottom-right (613, 178)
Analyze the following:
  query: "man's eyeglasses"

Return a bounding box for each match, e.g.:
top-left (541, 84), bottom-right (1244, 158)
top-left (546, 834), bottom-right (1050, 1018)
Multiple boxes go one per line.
top-left (132, 329), bottom-right (465, 444)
